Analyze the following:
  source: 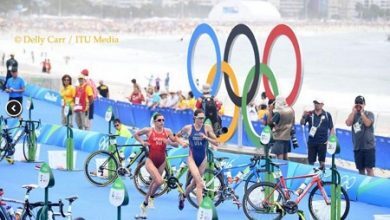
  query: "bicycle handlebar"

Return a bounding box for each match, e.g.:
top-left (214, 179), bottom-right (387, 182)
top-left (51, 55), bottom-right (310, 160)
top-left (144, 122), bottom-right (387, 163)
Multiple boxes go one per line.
top-left (19, 119), bottom-right (41, 129)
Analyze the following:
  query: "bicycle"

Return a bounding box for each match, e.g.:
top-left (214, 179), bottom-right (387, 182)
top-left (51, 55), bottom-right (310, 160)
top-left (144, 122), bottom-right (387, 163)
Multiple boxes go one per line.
top-left (0, 184), bottom-right (72, 220)
top-left (133, 150), bottom-right (189, 198)
top-left (242, 161), bottom-right (350, 220)
top-left (186, 153), bottom-right (266, 209)
top-left (84, 134), bottom-right (144, 186)
top-left (0, 117), bottom-right (41, 163)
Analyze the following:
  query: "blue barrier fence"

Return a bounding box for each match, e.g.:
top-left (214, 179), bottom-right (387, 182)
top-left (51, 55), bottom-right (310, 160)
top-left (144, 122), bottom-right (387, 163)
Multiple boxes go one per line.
top-left (23, 84), bottom-right (390, 170)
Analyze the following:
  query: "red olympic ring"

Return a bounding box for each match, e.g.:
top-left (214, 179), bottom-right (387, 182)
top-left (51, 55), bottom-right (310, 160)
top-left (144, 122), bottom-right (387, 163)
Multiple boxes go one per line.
top-left (262, 24), bottom-right (303, 106)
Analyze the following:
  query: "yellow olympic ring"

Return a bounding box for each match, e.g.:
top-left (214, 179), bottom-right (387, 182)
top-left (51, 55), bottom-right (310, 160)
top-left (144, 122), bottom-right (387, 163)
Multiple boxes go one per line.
top-left (206, 61), bottom-right (240, 143)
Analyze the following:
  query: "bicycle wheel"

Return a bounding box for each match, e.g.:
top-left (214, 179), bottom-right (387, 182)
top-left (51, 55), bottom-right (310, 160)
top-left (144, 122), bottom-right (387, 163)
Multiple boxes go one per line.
top-left (244, 170), bottom-right (266, 193)
top-left (242, 182), bottom-right (286, 220)
top-left (84, 150), bottom-right (119, 186)
top-left (133, 160), bottom-right (169, 198)
top-left (0, 138), bottom-right (7, 162)
top-left (308, 181), bottom-right (350, 220)
top-left (22, 134), bottom-right (31, 161)
top-left (0, 205), bottom-right (11, 220)
top-left (186, 169), bottom-right (224, 209)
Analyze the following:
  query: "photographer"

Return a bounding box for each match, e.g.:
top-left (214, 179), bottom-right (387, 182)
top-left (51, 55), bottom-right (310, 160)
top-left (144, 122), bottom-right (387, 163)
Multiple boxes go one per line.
top-left (269, 96), bottom-right (295, 160)
top-left (195, 84), bottom-right (227, 137)
top-left (301, 99), bottom-right (334, 169)
top-left (345, 95), bottom-right (375, 176)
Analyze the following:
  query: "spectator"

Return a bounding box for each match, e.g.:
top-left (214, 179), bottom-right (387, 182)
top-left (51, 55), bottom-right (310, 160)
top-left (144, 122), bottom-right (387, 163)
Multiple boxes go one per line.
top-left (155, 76), bottom-right (161, 91)
top-left (114, 118), bottom-right (132, 138)
top-left (269, 96), bottom-right (295, 160)
top-left (164, 72), bottom-right (170, 91)
top-left (149, 87), bottom-right (161, 109)
top-left (345, 95), bottom-right (375, 176)
top-left (258, 104), bottom-right (268, 123)
top-left (186, 91), bottom-right (196, 110)
top-left (80, 69), bottom-right (98, 129)
top-left (4, 53), bottom-right (18, 90)
top-left (46, 59), bottom-right (52, 73)
top-left (176, 90), bottom-right (187, 110)
top-left (97, 80), bottom-right (110, 98)
top-left (247, 102), bottom-right (258, 121)
top-left (5, 69), bottom-right (25, 105)
top-left (131, 78), bottom-right (140, 91)
top-left (41, 59), bottom-right (47, 73)
top-left (60, 74), bottom-right (75, 127)
top-left (300, 98), bottom-right (334, 169)
top-left (195, 84), bottom-right (224, 136)
top-left (165, 91), bottom-right (179, 108)
top-left (74, 74), bottom-right (93, 130)
top-left (159, 92), bottom-right (169, 108)
top-left (263, 99), bottom-right (275, 125)
top-left (128, 86), bottom-right (145, 104)
top-left (259, 92), bottom-right (268, 108)
top-left (144, 86), bottom-right (154, 107)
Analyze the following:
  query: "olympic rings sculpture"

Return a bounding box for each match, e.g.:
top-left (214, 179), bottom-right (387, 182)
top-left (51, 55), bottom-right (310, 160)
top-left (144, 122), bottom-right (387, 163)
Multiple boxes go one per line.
top-left (187, 23), bottom-right (303, 146)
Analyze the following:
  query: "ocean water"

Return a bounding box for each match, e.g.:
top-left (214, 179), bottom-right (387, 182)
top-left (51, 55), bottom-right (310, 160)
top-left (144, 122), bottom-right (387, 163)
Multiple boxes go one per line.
top-left (1, 27), bottom-right (390, 133)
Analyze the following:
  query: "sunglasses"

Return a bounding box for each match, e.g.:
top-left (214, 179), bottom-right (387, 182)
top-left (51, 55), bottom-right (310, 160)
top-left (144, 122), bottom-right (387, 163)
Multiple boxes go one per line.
top-left (114, 124), bottom-right (120, 127)
top-left (155, 119), bottom-right (165, 122)
top-left (63, 78), bottom-right (70, 81)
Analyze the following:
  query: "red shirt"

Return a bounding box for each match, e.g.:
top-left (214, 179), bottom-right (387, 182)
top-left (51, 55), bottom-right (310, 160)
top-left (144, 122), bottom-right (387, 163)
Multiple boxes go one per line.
top-left (130, 92), bottom-right (144, 104)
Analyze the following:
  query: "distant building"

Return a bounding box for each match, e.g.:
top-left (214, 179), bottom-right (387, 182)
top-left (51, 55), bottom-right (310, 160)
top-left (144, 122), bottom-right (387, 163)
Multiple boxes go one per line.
top-left (208, 0), bottom-right (281, 22)
top-left (279, 0), bottom-right (305, 18)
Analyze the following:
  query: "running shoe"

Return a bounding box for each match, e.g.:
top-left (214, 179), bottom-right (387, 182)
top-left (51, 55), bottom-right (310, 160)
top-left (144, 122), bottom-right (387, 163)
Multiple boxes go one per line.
top-left (135, 202), bottom-right (148, 219)
top-left (178, 193), bottom-right (185, 210)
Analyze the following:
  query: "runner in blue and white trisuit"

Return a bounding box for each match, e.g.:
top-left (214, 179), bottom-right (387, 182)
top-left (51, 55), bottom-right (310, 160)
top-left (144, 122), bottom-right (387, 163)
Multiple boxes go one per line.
top-left (176, 109), bottom-right (219, 210)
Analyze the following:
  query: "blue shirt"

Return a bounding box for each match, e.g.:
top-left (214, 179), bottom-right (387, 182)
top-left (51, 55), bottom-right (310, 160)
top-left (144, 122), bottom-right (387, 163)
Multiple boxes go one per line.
top-left (6, 77), bottom-right (25, 98)
top-left (303, 110), bottom-right (333, 145)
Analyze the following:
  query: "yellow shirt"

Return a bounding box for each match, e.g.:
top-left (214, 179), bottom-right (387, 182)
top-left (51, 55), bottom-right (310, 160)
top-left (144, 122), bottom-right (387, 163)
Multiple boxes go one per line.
top-left (85, 85), bottom-right (93, 100)
top-left (116, 126), bottom-right (132, 138)
top-left (177, 99), bottom-right (187, 109)
top-left (187, 98), bottom-right (196, 110)
top-left (258, 109), bottom-right (268, 120)
top-left (218, 105), bottom-right (225, 116)
top-left (60, 85), bottom-right (76, 107)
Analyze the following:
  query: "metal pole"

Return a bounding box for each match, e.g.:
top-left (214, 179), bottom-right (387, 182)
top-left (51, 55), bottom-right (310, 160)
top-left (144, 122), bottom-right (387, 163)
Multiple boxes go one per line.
top-left (238, 109), bottom-right (243, 147)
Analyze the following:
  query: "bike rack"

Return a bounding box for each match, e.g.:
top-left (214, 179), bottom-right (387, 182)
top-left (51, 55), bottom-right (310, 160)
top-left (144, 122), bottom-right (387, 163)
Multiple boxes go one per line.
top-left (105, 106), bottom-right (117, 179)
top-left (37, 163), bottom-right (55, 220)
top-left (328, 135), bottom-right (342, 220)
top-left (198, 147), bottom-right (219, 220)
top-left (109, 178), bottom-right (129, 220)
top-left (26, 97), bottom-right (39, 162)
top-left (64, 103), bottom-right (74, 171)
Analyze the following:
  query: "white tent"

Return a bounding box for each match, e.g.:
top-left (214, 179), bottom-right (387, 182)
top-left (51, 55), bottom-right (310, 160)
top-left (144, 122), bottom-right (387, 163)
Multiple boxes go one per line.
top-left (208, 0), bottom-right (281, 22)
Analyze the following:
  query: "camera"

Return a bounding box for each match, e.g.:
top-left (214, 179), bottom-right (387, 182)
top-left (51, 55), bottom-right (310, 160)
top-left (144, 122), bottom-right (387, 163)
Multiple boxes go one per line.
top-left (213, 123), bottom-right (228, 137)
top-left (215, 126), bottom-right (228, 137)
top-left (355, 104), bottom-right (362, 112)
top-left (291, 128), bottom-right (299, 149)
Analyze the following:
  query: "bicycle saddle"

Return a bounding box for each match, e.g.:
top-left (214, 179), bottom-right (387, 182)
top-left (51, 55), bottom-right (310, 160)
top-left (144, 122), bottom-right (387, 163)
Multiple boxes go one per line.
top-left (22, 184), bottom-right (38, 190)
top-left (64, 196), bottom-right (78, 203)
top-left (214, 157), bottom-right (230, 162)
